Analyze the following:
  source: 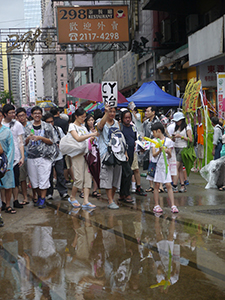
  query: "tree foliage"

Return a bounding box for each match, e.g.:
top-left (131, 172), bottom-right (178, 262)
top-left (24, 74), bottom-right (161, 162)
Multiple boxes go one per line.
top-left (0, 90), bottom-right (14, 104)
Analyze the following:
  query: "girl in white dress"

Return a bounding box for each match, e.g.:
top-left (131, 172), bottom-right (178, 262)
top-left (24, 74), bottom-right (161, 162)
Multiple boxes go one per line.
top-left (150, 122), bottom-right (179, 214)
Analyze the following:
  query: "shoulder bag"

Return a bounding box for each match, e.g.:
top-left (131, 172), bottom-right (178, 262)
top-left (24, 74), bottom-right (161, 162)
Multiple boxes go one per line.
top-left (59, 125), bottom-right (87, 157)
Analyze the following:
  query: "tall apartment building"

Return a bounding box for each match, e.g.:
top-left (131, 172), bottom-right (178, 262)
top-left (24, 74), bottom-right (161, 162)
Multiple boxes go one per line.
top-left (0, 45), bottom-right (4, 93)
top-left (10, 54), bottom-right (23, 106)
top-left (24, 0), bottom-right (42, 29)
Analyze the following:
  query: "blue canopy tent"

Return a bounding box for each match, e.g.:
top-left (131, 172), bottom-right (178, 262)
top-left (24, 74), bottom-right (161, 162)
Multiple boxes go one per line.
top-left (118, 81), bottom-right (182, 108)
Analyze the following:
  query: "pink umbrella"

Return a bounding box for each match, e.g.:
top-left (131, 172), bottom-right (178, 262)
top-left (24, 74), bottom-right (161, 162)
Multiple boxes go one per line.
top-left (68, 83), bottom-right (127, 104)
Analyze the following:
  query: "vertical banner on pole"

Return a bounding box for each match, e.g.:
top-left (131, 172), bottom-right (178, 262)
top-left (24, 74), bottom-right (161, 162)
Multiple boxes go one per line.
top-left (176, 84), bottom-right (180, 98)
top-left (217, 73), bottom-right (225, 119)
top-left (101, 81), bottom-right (118, 107)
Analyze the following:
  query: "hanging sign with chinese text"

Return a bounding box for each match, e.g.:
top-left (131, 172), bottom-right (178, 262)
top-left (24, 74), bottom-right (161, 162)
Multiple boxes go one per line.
top-left (217, 73), bottom-right (225, 119)
top-left (56, 6), bottom-right (129, 44)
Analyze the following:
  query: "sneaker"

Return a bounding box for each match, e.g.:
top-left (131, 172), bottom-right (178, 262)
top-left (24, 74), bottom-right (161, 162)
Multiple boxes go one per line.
top-left (179, 186), bottom-right (187, 193)
top-left (172, 186), bottom-right (178, 193)
top-left (34, 196), bottom-right (41, 207)
top-left (66, 180), bottom-right (72, 187)
top-left (61, 193), bottom-right (70, 200)
top-left (135, 186), bottom-right (147, 196)
top-left (131, 187), bottom-right (136, 193)
top-left (46, 195), bottom-right (53, 200)
top-left (0, 216), bottom-right (4, 227)
top-left (153, 205), bottom-right (163, 213)
top-left (38, 198), bottom-right (46, 209)
top-left (171, 205), bottom-right (179, 213)
top-left (184, 180), bottom-right (189, 186)
top-left (108, 202), bottom-right (119, 209)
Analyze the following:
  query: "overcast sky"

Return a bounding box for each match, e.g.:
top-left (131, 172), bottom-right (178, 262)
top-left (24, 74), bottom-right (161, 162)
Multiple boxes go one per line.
top-left (0, 0), bottom-right (25, 29)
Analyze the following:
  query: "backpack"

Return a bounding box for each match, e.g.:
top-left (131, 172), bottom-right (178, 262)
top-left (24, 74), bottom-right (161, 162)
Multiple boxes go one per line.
top-left (106, 127), bottom-right (127, 165)
top-left (0, 152), bottom-right (8, 183)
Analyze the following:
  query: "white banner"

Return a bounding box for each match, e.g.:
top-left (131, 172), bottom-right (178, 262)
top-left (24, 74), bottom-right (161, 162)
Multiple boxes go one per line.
top-left (101, 81), bottom-right (118, 107)
top-left (28, 65), bottom-right (35, 103)
top-left (176, 84), bottom-right (180, 98)
top-left (217, 73), bottom-right (225, 119)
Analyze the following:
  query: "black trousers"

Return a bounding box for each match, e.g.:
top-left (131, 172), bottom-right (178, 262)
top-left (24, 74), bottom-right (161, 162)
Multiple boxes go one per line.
top-left (47, 158), bottom-right (68, 197)
top-left (119, 159), bottom-right (133, 197)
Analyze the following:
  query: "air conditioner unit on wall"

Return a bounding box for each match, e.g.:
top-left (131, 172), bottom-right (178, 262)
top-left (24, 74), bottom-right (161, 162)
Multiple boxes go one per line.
top-left (161, 19), bottom-right (171, 43)
top-left (186, 14), bottom-right (198, 33)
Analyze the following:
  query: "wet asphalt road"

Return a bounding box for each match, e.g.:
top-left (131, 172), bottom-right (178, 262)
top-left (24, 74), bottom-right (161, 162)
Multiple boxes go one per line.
top-left (0, 171), bottom-right (225, 299)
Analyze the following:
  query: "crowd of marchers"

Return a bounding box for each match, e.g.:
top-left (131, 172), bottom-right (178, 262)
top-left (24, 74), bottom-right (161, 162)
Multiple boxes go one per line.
top-left (1, 102), bottom-right (222, 227)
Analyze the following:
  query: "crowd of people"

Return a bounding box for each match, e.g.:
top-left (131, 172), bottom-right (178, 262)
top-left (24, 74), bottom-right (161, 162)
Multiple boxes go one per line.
top-left (1, 101), bottom-right (221, 228)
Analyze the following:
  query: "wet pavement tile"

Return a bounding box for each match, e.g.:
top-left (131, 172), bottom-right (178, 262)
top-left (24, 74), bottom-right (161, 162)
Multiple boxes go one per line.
top-left (0, 173), bottom-right (225, 299)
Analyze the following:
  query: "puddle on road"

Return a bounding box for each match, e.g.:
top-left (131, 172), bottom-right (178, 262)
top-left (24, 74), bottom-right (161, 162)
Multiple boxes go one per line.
top-left (0, 202), bottom-right (225, 300)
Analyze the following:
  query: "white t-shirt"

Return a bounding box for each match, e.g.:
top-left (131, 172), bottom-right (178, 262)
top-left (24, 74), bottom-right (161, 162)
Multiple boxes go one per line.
top-left (3, 119), bottom-right (24, 163)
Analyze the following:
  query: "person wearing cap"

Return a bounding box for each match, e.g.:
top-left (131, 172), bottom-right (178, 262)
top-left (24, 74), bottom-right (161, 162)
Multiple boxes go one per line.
top-left (171, 112), bottom-right (192, 193)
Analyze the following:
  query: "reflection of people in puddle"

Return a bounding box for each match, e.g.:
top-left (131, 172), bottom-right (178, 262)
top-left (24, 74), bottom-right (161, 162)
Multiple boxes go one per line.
top-left (102, 214), bottom-right (142, 294)
top-left (0, 232), bottom-right (36, 299)
top-left (150, 216), bottom-right (180, 292)
top-left (0, 234), bottom-right (21, 299)
top-left (65, 210), bottom-right (105, 299)
top-left (30, 226), bottom-right (67, 299)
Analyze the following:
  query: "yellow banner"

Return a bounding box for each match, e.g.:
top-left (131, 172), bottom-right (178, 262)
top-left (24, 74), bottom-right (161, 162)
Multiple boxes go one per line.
top-left (191, 80), bottom-right (201, 112)
top-left (183, 78), bottom-right (202, 112)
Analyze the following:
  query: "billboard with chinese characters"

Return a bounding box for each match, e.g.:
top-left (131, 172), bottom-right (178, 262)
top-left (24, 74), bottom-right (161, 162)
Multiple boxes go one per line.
top-left (217, 73), bottom-right (225, 119)
top-left (199, 57), bottom-right (225, 87)
top-left (56, 6), bottom-right (129, 44)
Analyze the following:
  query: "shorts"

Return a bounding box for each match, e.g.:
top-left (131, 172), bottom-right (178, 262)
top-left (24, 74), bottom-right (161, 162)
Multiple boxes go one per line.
top-left (71, 154), bottom-right (92, 189)
top-left (131, 152), bottom-right (139, 171)
top-left (19, 160), bottom-right (28, 182)
top-left (197, 144), bottom-right (204, 159)
top-left (13, 163), bottom-right (20, 187)
top-left (175, 148), bottom-right (183, 163)
top-left (27, 157), bottom-right (52, 190)
top-left (64, 155), bottom-right (72, 169)
top-left (100, 154), bottom-right (122, 189)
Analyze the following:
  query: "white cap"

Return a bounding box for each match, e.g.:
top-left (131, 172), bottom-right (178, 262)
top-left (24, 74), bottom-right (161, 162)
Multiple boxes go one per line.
top-left (172, 112), bottom-right (185, 122)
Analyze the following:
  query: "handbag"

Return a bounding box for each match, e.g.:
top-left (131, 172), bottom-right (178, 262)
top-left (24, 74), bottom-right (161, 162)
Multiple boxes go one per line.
top-left (102, 150), bottom-right (115, 166)
top-left (147, 139), bottom-right (164, 177)
top-left (147, 161), bottom-right (157, 178)
top-left (59, 133), bottom-right (87, 157)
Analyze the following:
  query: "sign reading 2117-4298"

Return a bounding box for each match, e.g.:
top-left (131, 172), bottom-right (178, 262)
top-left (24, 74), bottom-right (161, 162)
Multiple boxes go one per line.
top-left (56, 6), bottom-right (129, 44)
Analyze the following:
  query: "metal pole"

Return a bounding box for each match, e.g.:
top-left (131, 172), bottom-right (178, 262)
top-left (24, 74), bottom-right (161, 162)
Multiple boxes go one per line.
top-left (7, 52), bottom-right (11, 104)
top-left (170, 72), bottom-right (174, 96)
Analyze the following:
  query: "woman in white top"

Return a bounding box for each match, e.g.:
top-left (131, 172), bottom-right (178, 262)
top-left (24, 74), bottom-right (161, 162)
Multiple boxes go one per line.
top-left (85, 114), bottom-right (101, 198)
top-left (171, 112), bottom-right (192, 193)
top-left (68, 107), bottom-right (98, 209)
